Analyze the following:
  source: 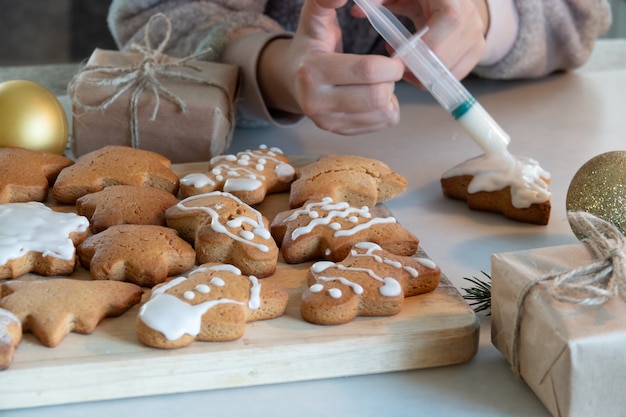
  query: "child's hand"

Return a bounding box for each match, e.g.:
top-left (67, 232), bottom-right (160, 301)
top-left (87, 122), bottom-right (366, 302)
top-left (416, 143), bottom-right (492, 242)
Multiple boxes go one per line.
top-left (259, 0), bottom-right (405, 136)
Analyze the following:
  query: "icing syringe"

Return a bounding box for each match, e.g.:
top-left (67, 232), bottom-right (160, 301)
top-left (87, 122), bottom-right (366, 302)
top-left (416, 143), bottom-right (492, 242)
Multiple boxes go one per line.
top-left (354, 0), bottom-right (510, 155)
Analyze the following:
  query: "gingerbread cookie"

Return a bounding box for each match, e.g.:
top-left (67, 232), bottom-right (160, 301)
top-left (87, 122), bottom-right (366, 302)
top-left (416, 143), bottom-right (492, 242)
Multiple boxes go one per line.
top-left (52, 145), bottom-right (179, 204)
top-left (300, 242), bottom-right (440, 325)
top-left (76, 185), bottom-right (180, 233)
top-left (0, 278), bottom-right (142, 347)
top-left (179, 145), bottom-right (296, 205)
top-left (137, 263), bottom-right (289, 348)
top-left (441, 152), bottom-right (551, 225)
top-left (271, 197), bottom-right (419, 264)
top-left (0, 308), bottom-right (22, 370)
top-left (0, 202), bottom-right (90, 279)
top-left (77, 224), bottom-right (196, 287)
top-left (165, 192), bottom-right (279, 278)
top-left (289, 155), bottom-right (407, 209)
top-left (0, 147), bottom-right (73, 203)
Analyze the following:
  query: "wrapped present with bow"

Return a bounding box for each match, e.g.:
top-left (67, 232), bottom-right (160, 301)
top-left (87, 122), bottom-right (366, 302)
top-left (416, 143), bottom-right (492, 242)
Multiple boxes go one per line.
top-left (68, 13), bottom-right (239, 163)
top-left (491, 211), bottom-right (626, 417)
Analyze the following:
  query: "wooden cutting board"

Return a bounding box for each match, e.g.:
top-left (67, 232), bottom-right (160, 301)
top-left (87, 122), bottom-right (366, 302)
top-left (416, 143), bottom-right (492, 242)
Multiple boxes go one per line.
top-left (1, 160), bottom-right (479, 410)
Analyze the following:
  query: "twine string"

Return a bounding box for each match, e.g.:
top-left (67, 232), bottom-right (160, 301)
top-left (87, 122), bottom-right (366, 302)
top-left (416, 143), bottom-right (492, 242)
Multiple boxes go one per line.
top-left (510, 211), bottom-right (626, 377)
top-left (68, 12), bottom-right (234, 149)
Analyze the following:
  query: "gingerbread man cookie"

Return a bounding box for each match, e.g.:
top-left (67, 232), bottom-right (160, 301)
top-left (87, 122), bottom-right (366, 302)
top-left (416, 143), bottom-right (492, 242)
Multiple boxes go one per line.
top-left (137, 263), bottom-right (289, 349)
top-left (300, 242), bottom-right (440, 325)
top-left (179, 145), bottom-right (296, 205)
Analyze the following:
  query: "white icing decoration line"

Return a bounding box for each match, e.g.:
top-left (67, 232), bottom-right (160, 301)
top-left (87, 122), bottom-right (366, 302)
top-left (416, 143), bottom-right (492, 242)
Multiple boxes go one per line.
top-left (0, 308), bottom-right (20, 346)
top-left (283, 197), bottom-right (393, 241)
top-left (441, 149), bottom-right (551, 208)
top-left (0, 202), bottom-right (89, 264)
top-left (176, 192), bottom-right (271, 253)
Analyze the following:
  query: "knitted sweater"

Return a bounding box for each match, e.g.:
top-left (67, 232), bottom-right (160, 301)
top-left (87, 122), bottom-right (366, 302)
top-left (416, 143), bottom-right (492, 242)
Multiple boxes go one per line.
top-left (107, 0), bottom-right (611, 124)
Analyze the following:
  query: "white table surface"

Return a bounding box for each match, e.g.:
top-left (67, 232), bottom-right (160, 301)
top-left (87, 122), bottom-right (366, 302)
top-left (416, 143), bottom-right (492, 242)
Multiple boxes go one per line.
top-left (4, 39), bottom-right (626, 417)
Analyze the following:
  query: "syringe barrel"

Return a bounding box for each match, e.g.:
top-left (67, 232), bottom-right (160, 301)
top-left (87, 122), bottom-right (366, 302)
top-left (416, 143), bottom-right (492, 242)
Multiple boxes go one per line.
top-left (394, 34), bottom-right (473, 115)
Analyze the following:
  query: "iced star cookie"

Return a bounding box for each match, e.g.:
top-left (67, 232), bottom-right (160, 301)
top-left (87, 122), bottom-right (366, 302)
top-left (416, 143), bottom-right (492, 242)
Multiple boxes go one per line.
top-left (301, 242), bottom-right (440, 325)
top-left (0, 278), bottom-right (142, 347)
top-left (289, 155), bottom-right (407, 209)
top-left (165, 192), bottom-right (279, 278)
top-left (137, 263), bottom-right (289, 349)
top-left (77, 225), bottom-right (196, 287)
top-left (0, 308), bottom-right (22, 370)
top-left (441, 152), bottom-right (551, 225)
top-left (271, 197), bottom-right (419, 264)
top-left (52, 145), bottom-right (179, 204)
top-left (76, 185), bottom-right (180, 233)
top-left (179, 145), bottom-right (296, 205)
top-left (0, 202), bottom-right (90, 279)
top-left (0, 147), bottom-right (73, 203)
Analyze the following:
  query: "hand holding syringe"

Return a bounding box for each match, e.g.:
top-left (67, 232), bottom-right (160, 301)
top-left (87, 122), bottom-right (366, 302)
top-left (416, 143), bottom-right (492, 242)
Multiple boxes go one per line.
top-left (353, 0), bottom-right (510, 156)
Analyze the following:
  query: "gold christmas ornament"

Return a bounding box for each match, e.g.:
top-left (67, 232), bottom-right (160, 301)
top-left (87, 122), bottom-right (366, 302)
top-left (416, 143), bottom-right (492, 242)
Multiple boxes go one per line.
top-left (566, 151), bottom-right (626, 238)
top-left (0, 80), bottom-right (68, 154)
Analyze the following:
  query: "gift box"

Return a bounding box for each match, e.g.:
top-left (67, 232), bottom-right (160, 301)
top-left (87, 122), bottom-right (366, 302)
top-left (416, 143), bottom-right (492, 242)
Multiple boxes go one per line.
top-left (491, 214), bottom-right (626, 417)
top-left (69, 31), bottom-right (239, 163)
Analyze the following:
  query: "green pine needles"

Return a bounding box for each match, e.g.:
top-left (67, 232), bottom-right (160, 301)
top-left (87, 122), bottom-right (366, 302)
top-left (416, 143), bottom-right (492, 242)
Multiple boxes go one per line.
top-left (461, 272), bottom-right (492, 315)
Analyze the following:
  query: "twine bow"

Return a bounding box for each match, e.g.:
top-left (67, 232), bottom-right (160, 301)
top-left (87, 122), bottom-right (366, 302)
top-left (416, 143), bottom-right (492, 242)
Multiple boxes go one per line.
top-left (511, 211), bottom-right (626, 377)
top-left (68, 13), bottom-right (234, 149)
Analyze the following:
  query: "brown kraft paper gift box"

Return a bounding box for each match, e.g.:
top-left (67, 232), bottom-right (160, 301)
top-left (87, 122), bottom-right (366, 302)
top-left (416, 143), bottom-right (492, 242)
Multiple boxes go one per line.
top-left (69, 48), bottom-right (239, 163)
top-left (491, 240), bottom-right (626, 417)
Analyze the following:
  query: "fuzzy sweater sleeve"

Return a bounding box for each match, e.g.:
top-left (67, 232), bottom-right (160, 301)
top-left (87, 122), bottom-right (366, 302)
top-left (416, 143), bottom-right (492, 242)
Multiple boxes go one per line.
top-left (473, 0), bottom-right (612, 79)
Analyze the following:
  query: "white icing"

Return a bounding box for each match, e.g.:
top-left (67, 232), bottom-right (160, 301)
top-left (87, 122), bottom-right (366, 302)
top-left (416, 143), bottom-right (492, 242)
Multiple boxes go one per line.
top-left (0, 202), bottom-right (89, 264)
top-left (140, 267), bottom-right (262, 341)
top-left (188, 146), bottom-right (295, 192)
top-left (441, 149), bottom-right (551, 208)
top-left (0, 308), bottom-right (20, 347)
top-left (282, 197), bottom-right (393, 241)
top-left (175, 192), bottom-right (272, 253)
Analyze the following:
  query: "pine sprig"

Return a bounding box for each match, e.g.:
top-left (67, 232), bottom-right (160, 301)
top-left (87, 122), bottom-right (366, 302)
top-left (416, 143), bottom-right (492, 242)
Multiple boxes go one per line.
top-left (461, 272), bottom-right (492, 315)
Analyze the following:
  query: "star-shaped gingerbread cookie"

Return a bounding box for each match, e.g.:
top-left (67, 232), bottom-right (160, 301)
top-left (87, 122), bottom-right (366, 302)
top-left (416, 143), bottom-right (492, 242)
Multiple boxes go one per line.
top-left (0, 147), bottom-right (73, 203)
top-left (76, 185), bottom-right (180, 233)
top-left (52, 145), bottom-right (179, 204)
top-left (271, 197), bottom-right (419, 264)
top-left (0, 278), bottom-right (143, 347)
top-left (137, 263), bottom-right (289, 349)
top-left (289, 155), bottom-right (407, 209)
top-left (301, 242), bottom-right (440, 325)
top-left (77, 224), bottom-right (196, 287)
top-left (165, 192), bottom-right (279, 278)
top-left (179, 145), bottom-right (296, 205)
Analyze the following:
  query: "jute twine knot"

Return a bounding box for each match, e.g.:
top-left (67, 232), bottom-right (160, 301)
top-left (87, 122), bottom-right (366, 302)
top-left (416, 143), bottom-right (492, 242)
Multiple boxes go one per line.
top-left (511, 211), bottom-right (626, 377)
top-left (68, 12), bottom-right (234, 149)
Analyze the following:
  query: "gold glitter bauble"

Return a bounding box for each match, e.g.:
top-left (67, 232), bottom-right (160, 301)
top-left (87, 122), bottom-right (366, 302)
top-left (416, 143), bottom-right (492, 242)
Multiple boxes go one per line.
top-left (566, 151), bottom-right (626, 239)
top-left (0, 80), bottom-right (68, 154)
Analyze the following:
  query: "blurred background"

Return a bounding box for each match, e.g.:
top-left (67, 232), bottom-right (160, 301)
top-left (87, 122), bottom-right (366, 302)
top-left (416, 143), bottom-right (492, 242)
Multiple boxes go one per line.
top-left (0, 0), bottom-right (624, 66)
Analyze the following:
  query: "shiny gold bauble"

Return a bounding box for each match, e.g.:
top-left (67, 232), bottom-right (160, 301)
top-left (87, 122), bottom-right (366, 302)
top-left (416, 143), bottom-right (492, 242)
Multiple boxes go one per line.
top-left (566, 150), bottom-right (626, 239)
top-left (0, 80), bottom-right (68, 154)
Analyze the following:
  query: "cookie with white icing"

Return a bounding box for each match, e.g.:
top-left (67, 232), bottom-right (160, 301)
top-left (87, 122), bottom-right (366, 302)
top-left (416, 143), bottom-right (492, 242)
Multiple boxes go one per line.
top-left (0, 202), bottom-right (90, 279)
top-left (179, 145), bottom-right (296, 205)
top-left (76, 185), bottom-right (180, 233)
top-left (0, 147), bottom-right (73, 204)
top-left (0, 308), bottom-right (22, 370)
top-left (136, 263), bottom-right (289, 349)
top-left (441, 152), bottom-right (551, 225)
top-left (77, 224), bottom-right (196, 287)
top-left (165, 192), bottom-right (279, 278)
top-left (52, 145), bottom-right (179, 204)
top-left (301, 242), bottom-right (440, 325)
top-left (289, 155), bottom-right (407, 209)
top-left (0, 278), bottom-right (142, 347)
top-left (271, 197), bottom-right (419, 264)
